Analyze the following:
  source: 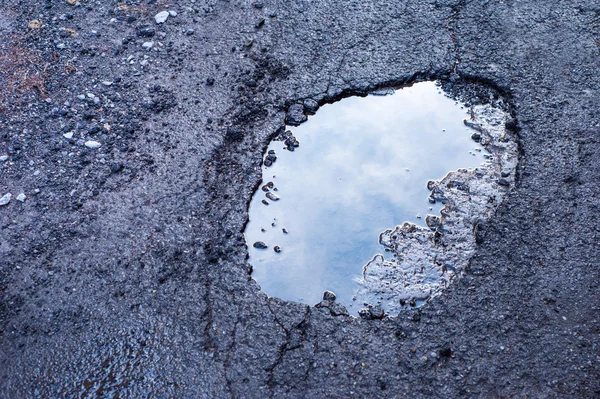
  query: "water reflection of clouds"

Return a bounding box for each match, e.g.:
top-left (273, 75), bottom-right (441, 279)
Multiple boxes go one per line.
top-left (246, 81), bottom-right (487, 312)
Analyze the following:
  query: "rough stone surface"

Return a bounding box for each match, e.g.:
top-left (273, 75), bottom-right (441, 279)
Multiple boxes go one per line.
top-left (0, 1), bottom-right (599, 398)
top-left (356, 104), bottom-right (518, 314)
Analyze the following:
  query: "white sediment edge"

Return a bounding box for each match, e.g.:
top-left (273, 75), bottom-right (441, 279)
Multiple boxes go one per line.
top-left (354, 103), bottom-right (518, 316)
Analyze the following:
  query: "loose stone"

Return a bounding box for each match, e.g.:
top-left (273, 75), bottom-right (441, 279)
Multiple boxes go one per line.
top-left (155, 11), bottom-right (170, 24)
top-left (84, 141), bottom-right (102, 149)
top-left (142, 41), bottom-right (154, 50)
top-left (253, 241), bottom-right (268, 249)
top-left (303, 98), bottom-right (319, 113)
top-left (0, 193), bottom-right (12, 206)
top-left (16, 193), bottom-right (26, 202)
top-left (265, 192), bottom-right (280, 201)
top-left (285, 103), bottom-right (307, 126)
top-left (323, 290), bottom-right (337, 301)
top-left (273, 246), bottom-right (281, 253)
top-left (0, 155), bottom-right (8, 162)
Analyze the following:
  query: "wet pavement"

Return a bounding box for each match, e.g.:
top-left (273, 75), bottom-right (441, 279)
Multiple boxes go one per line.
top-left (0, 0), bottom-right (599, 398)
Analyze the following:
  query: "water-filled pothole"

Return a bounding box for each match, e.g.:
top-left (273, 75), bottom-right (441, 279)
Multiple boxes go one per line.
top-left (245, 81), bottom-right (517, 317)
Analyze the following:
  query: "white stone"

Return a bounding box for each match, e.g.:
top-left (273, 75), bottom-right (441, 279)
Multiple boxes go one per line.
top-left (16, 193), bottom-right (26, 202)
top-left (63, 132), bottom-right (74, 139)
top-left (155, 11), bottom-right (170, 24)
top-left (0, 155), bottom-right (8, 162)
top-left (0, 193), bottom-right (11, 206)
top-left (142, 41), bottom-right (154, 50)
top-left (169, 10), bottom-right (177, 16)
top-left (84, 140), bottom-right (101, 149)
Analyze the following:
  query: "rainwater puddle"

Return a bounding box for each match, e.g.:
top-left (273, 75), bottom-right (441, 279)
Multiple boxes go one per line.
top-left (245, 81), bottom-right (497, 315)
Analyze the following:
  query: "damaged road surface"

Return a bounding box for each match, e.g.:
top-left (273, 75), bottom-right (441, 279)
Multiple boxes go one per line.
top-left (0, 0), bottom-right (599, 398)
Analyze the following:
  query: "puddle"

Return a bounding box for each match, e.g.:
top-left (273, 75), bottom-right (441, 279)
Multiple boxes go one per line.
top-left (245, 81), bottom-right (517, 317)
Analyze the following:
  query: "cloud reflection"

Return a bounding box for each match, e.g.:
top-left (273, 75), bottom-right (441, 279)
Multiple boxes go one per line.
top-left (245, 81), bottom-right (487, 313)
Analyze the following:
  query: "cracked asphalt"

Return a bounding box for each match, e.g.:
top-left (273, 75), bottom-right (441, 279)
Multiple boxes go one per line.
top-left (0, 0), bottom-right (599, 397)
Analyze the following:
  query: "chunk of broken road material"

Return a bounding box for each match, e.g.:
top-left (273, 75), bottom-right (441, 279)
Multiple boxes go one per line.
top-left (0, 193), bottom-right (12, 206)
top-left (285, 103), bottom-right (307, 126)
top-left (155, 11), bottom-right (170, 24)
top-left (253, 241), bottom-right (268, 249)
top-left (323, 290), bottom-right (337, 301)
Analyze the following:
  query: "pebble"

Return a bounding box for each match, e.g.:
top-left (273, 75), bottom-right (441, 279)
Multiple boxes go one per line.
top-left (273, 246), bottom-right (281, 253)
top-left (16, 193), bottom-right (26, 202)
top-left (265, 192), bottom-right (280, 201)
top-left (285, 103), bottom-right (307, 126)
top-left (63, 132), bottom-right (74, 139)
top-left (303, 98), bottom-right (319, 113)
top-left (253, 241), bottom-right (268, 249)
top-left (142, 41), bottom-right (154, 50)
top-left (0, 155), bottom-right (8, 162)
top-left (84, 140), bottom-right (102, 149)
top-left (186, 29), bottom-right (195, 36)
top-left (261, 181), bottom-right (274, 192)
top-left (155, 11), bottom-right (170, 24)
top-left (323, 290), bottom-right (337, 301)
top-left (0, 193), bottom-right (12, 206)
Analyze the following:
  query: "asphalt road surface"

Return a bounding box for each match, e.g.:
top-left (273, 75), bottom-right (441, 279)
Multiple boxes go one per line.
top-left (0, 0), bottom-right (598, 397)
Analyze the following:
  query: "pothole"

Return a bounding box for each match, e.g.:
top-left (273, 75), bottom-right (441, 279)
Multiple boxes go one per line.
top-left (245, 81), bottom-right (518, 317)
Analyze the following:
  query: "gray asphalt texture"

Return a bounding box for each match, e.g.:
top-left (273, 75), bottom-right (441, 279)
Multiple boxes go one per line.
top-left (0, 0), bottom-right (599, 397)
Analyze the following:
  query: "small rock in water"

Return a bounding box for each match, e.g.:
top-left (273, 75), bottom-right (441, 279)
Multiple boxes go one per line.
top-left (0, 193), bottom-right (12, 206)
top-left (303, 98), bottom-right (319, 113)
top-left (253, 241), bottom-right (268, 249)
top-left (261, 199), bottom-right (269, 205)
top-left (323, 290), bottom-right (337, 301)
top-left (263, 150), bottom-right (277, 167)
top-left (285, 103), bottom-right (307, 126)
top-left (426, 215), bottom-right (441, 230)
top-left (16, 193), bottom-right (26, 202)
top-left (265, 192), bottom-right (280, 201)
top-left (273, 246), bottom-right (281, 253)
top-left (261, 181), bottom-right (274, 192)
top-left (282, 228), bottom-right (288, 234)
top-left (155, 11), bottom-right (170, 24)
top-left (358, 304), bottom-right (385, 320)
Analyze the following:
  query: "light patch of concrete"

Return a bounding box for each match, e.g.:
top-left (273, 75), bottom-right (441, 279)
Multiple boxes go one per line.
top-left (355, 103), bottom-right (518, 315)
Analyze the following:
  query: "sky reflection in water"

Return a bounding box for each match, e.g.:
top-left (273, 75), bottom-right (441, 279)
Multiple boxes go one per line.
top-left (245, 81), bottom-right (487, 314)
